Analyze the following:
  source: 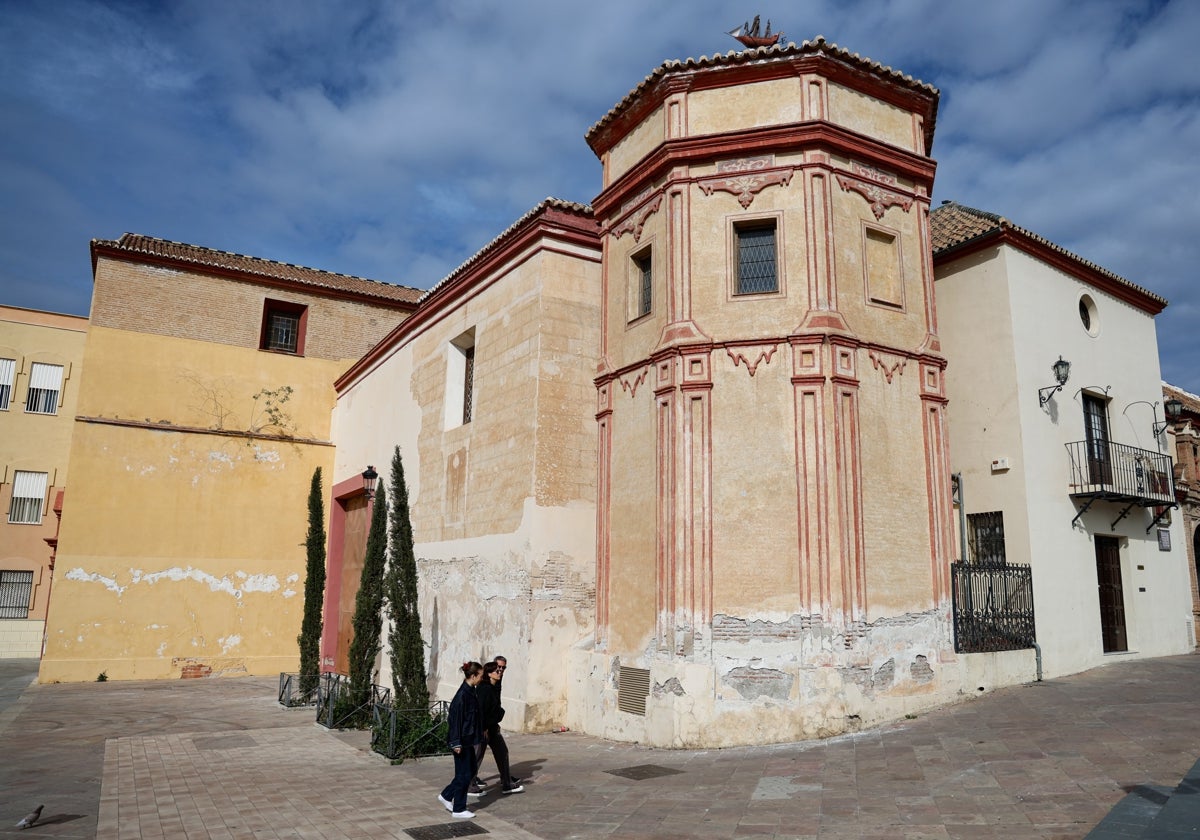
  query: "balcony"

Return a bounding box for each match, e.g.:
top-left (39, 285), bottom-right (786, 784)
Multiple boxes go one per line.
top-left (1065, 440), bottom-right (1175, 530)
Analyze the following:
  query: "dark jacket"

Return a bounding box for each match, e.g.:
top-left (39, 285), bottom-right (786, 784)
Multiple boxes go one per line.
top-left (446, 680), bottom-right (482, 750)
top-left (477, 679), bottom-right (506, 731)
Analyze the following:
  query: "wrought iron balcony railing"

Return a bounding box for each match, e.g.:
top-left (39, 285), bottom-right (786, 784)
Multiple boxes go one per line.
top-left (1065, 440), bottom-right (1175, 529)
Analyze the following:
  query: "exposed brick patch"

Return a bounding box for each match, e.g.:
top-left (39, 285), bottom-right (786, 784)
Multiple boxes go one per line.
top-left (179, 663), bottom-right (212, 679)
top-left (654, 677), bottom-right (686, 698)
top-left (910, 654), bottom-right (935, 684)
top-left (725, 666), bottom-right (793, 701)
top-left (712, 613), bottom-right (823, 642)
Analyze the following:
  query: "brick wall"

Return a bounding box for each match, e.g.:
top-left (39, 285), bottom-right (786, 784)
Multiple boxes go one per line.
top-left (91, 258), bottom-right (410, 361)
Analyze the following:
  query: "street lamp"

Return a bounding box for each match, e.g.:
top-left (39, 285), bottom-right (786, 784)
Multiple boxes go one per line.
top-left (1038, 356), bottom-right (1071, 407)
top-left (362, 465), bottom-right (379, 500)
top-left (1154, 398), bottom-right (1185, 436)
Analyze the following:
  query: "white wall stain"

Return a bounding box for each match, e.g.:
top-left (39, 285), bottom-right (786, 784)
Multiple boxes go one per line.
top-left (282, 589), bottom-right (296, 598)
top-left (64, 568), bottom-right (126, 595)
top-left (156, 642), bottom-right (167, 657)
top-left (252, 445), bottom-right (280, 462)
top-left (67, 566), bottom-right (284, 600)
top-left (217, 635), bottom-right (242, 654)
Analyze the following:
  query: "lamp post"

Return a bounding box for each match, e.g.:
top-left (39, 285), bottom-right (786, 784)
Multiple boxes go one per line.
top-left (1154, 398), bottom-right (1184, 436)
top-left (361, 465), bottom-right (379, 500)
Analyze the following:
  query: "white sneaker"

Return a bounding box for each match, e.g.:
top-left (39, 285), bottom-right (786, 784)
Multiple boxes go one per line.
top-left (437, 795), bottom-right (452, 811)
top-left (466, 791), bottom-right (483, 800)
top-left (452, 810), bottom-right (475, 819)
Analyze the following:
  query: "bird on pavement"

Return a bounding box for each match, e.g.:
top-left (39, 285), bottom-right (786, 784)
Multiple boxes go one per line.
top-left (16, 805), bottom-right (43, 829)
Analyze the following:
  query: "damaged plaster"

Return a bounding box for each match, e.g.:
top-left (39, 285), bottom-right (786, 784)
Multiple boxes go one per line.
top-left (64, 566), bottom-right (287, 600)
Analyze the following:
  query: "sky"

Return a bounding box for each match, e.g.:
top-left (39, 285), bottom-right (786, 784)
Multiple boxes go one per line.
top-left (0, 0), bottom-right (1196, 393)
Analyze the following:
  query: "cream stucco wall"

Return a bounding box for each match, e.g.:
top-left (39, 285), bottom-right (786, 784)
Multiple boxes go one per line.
top-left (938, 243), bottom-right (1191, 681)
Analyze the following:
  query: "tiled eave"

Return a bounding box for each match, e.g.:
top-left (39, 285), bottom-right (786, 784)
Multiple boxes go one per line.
top-left (586, 37), bottom-right (940, 158)
top-left (931, 205), bottom-right (1167, 316)
top-left (90, 233), bottom-right (423, 309)
top-left (335, 199), bottom-right (601, 394)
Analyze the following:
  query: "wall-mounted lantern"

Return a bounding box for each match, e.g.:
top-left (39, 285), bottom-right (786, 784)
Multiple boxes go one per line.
top-left (1154, 398), bottom-right (1184, 436)
top-left (362, 465), bottom-right (379, 500)
top-left (1038, 356), bottom-right (1071, 406)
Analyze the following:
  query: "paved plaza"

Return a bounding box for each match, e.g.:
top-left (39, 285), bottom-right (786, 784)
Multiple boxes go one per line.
top-left (3, 654), bottom-right (1200, 838)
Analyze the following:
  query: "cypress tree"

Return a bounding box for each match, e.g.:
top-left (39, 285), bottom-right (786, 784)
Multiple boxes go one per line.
top-left (385, 446), bottom-right (428, 710)
top-left (297, 467), bottom-right (326, 698)
top-left (348, 483), bottom-right (387, 713)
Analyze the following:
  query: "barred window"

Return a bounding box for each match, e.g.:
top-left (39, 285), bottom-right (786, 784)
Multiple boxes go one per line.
top-left (260, 300), bottom-right (307, 355)
top-left (0, 357), bottom-right (14, 410)
top-left (8, 471), bottom-right (48, 524)
top-left (634, 250), bottom-right (652, 318)
top-left (463, 345), bottom-right (475, 424)
top-left (25, 362), bottom-right (62, 415)
top-left (0, 570), bottom-right (34, 619)
top-left (967, 511), bottom-right (1006, 566)
top-left (735, 223), bottom-right (778, 294)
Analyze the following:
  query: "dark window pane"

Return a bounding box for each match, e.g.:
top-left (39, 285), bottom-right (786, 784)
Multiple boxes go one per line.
top-left (266, 310), bottom-right (299, 353)
top-left (463, 346), bottom-right (475, 424)
top-left (737, 225), bottom-right (777, 294)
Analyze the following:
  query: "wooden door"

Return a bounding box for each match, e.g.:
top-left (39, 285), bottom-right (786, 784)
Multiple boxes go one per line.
top-left (1084, 394), bottom-right (1112, 484)
top-left (1095, 535), bottom-right (1127, 653)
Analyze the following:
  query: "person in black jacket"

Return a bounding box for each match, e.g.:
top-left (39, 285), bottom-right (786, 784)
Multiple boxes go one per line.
top-left (438, 662), bottom-right (484, 818)
top-left (477, 660), bottom-right (523, 793)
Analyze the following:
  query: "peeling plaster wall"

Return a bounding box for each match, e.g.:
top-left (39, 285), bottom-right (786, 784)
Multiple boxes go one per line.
top-left (331, 237), bottom-right (600, 729)
top-left (38, 274), bottom-right (390, 681)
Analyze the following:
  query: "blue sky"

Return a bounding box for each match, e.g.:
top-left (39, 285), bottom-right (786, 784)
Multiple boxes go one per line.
top-left (0, 0), bottom-right (1196, 393)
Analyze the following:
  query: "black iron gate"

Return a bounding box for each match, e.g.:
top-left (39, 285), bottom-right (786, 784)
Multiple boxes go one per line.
top-left (951, 562), bottom-right (1036, 653)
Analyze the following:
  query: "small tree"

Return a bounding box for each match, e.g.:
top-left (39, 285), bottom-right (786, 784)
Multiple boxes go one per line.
top-left (297, 467), bottom-right (326, 698)
top-left (347, 483), bottom-right (387, 718)
top-left (385, 446), bottom-right (428, 710)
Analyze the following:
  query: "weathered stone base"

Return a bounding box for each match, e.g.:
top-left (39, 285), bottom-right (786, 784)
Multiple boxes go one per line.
top-left (568, 609), bottom-right (1040, 748)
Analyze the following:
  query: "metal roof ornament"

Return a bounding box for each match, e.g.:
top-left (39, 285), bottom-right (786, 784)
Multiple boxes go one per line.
top-left (729, 16), bottom-right (783, 48)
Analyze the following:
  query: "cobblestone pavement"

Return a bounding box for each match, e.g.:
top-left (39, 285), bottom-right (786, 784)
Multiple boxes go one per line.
top-left (2, 654), bottom-right (1200, 838)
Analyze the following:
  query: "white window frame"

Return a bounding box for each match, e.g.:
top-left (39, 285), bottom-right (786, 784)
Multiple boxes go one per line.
top-left (0, 358), bottom-right (14, 411)
top-left (444, 329), bottom-right (477, 429)
top-left (25, 362), bottom-right (63, 415)
top-left (9, 470), bottom-right (48, 525)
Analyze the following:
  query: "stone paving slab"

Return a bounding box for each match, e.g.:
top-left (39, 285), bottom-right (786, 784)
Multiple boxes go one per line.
top-left (4, 654), bottom-right (1200, 838)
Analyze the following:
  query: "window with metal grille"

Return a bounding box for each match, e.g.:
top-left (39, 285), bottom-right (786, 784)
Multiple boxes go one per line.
top-left (462, 345), bottom-right (475, 424)
top-left (967, 511), bottom-right (1006, 565)
top-left (259, 299), bottom-right (307, 355)
top-left (24, 362), bottom-right (62, 414)
top-left (633, 250), bottom-right (652, 318)
top-left (735, 223), bottom-right (777, 294)
top-left (8, 471), bottom-right (48, 524)
top-left (0, 358), bottom-right (14, 410)
top-left (0, 570), bottom-right (34, 619)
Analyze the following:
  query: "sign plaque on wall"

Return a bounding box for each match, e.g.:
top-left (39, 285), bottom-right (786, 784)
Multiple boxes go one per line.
top-left (1158, 528), bottom-right (1171, 551)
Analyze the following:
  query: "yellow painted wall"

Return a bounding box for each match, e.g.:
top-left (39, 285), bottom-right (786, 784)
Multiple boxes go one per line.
top-left (0, 306), bottom-right (87, 657)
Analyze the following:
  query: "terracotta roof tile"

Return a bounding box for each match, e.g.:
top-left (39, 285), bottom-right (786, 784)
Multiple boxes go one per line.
top-left (586, 36), bottom-right (939, 147)
top-left (929, 201), bottom-right (1166, 307)
top-left (92, 233), bottom-right (423, 305)
top-left (419, 198), bottom-right (597, 302)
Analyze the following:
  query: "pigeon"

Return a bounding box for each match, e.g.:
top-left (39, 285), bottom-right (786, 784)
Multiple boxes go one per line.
top-left (16, 805), bottom-right (43, 829)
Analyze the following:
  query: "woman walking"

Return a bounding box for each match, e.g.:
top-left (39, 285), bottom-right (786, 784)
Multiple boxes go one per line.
top-left (477, 661), bottom-right (523, 793)
top-left (438, 662), bottom-right (484, 819)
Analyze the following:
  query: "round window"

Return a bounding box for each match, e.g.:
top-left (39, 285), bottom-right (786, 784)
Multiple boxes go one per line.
top-left (1079, 294), bottom-right (1099, 336)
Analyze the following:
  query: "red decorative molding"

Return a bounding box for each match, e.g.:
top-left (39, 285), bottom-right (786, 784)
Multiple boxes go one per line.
top-left (699, 157), bottom-right (794, 208)
top-left (867, 348), bottom-right (907, 384)
top-left (619, 367), bottom-right (650, 398)
top-left (611, 194), bottom-right (663, 242)
top-left (835, 162), bottom-right (913, 220)
top-left (726, 343), bottom-right (779, 377)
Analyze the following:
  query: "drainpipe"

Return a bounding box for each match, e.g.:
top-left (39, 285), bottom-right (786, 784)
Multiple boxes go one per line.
top-left (952, 472), bottom-right (967, 562)
top-left (1032, 641), bottom-right (1043, 682)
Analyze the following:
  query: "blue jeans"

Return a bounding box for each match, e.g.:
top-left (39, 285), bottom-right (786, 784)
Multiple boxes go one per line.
top-left (441, 745), bottom-right (478, 812)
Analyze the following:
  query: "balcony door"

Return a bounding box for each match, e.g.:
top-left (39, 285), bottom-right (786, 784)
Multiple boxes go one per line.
top-left (1095, 535), bottom-right (1127, 653)
top-left (1084, 393), bottom-right (1112, 484)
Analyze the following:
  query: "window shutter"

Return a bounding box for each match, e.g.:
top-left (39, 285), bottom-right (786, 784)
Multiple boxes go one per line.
top-left (13, 470), bottom-right (48, 500)
top-left (28, 363), bottom-right (63, 390)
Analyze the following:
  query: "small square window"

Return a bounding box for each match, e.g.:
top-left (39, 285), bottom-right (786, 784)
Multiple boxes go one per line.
top-left (25, 362), bottom-right (63, 415)
top-left (735, 222), bottom-right (778, 295)
top-left (0, 570), bottom-right (34, 618)
top-left (260, 300), bottom-right (307, 355)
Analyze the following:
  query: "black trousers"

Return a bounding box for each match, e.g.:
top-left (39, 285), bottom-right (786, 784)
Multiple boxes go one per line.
top-left (477, 725), bottom-right (515, 789)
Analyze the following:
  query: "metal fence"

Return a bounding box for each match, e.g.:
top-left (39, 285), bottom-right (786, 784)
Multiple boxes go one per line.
top-left (370, 700), bottom-right (451, 762)
top-left (314, 672), bottom-right (392, 729)
top-left (951, 562), bottom-right (1036, 653)
top-left (277, 673), bottom-right (322, 708)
